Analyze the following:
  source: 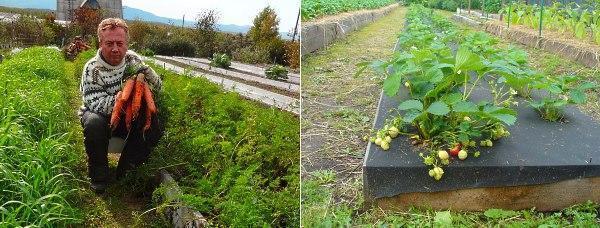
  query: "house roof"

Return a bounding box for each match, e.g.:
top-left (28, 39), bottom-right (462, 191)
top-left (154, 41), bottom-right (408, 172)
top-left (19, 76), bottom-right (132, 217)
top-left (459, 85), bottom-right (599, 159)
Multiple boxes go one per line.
top-left (80, 0), bottom-right (101, 10)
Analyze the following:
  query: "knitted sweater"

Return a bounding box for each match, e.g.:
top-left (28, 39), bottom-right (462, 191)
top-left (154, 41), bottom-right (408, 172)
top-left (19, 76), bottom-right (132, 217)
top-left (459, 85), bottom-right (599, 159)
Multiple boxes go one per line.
top-left (79, 49), bottom-right (162, 117)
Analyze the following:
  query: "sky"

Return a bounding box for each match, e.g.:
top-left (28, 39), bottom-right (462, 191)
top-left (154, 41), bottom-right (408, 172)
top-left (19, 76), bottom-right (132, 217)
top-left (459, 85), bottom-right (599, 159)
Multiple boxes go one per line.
top-left (122, 0), bottom-right (300, 32)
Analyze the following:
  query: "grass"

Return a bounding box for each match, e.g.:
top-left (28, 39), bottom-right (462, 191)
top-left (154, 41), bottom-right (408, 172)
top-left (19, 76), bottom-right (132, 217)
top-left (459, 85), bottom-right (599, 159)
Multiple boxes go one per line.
top-left (302, 177), bottom-right (599, 227)
top-left (301, 5), bottom-right (600, 227)
top-left (134, 60), bottom-right (300, 227)
top-left (0, 47), bottom-right (82, 226)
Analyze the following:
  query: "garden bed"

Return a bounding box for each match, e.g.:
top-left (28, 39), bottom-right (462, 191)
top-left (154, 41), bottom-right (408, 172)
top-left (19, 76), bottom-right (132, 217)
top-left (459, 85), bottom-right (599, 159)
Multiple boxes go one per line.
top-left (363, 5), bottom-right (600, 211)
top-left (364, 88), bottom-right (600, 210)
top-left (146, 57), bottom-right (300, 115)
top-left (301, 4), bottom-right (399, 56)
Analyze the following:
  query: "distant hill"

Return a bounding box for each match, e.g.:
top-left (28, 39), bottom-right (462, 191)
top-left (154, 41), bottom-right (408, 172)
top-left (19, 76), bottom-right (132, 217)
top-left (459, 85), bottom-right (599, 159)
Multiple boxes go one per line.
top-left (0, 0), bottom-right (55, 10)
top-left (123, 6), bottom-right (251, 34)
top-left (0, 1), bottom-right (292, 39)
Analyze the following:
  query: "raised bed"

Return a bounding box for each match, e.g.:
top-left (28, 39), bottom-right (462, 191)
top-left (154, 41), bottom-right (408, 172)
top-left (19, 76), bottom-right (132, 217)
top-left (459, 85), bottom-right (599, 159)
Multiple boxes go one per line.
top-left (155, 55), bottom-right (300, 94)
top-left (301, 4), bottom-right (399, 56)
top-left (363, 70), bottom-right (600, 212)
top-left (145, 57), bottom-right (300, 115)
top-left (363, 13), bottom-right (600, 210)
top-left (173, 56), bottom-right (301, 85)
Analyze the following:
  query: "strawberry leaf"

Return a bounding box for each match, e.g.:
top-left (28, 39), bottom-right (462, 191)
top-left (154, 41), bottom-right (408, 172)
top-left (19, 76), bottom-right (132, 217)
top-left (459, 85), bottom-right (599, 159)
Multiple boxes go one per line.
top-left (426, 101), bottom-right (450, 116)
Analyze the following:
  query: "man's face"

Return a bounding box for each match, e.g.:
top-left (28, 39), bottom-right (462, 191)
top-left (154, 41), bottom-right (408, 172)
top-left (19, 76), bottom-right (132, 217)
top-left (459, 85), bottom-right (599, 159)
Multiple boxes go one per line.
top-left (99, 27), bottom-right (128, 66)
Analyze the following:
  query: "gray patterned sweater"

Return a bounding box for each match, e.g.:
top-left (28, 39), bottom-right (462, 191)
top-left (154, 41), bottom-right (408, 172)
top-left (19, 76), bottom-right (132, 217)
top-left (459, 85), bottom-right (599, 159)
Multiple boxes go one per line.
top-left (79, 49), bottom-right (162, 117)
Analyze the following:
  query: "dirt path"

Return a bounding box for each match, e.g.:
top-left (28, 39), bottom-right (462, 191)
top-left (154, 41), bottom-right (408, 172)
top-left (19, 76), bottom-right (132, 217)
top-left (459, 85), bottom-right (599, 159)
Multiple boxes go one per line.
top-left (301, 5), bottom-right (407, 205)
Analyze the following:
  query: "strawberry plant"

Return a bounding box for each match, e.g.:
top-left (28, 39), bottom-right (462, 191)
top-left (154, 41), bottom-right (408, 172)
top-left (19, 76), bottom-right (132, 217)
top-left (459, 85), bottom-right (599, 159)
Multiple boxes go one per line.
top-left (361, 4), bottom-right (596, 180)
top-left (530, 75), bottom-right (596, 121)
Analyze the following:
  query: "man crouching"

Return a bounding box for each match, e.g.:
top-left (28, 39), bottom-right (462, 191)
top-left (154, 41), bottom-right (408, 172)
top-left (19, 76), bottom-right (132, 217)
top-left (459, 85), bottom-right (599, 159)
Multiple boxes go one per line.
top-left (79, 18), bottom-right (163, 193)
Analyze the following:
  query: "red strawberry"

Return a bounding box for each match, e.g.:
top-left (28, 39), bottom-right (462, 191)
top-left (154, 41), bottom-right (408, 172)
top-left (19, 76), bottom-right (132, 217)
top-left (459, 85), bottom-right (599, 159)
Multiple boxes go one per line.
top-left (449, 143), bottom-right (461, 156)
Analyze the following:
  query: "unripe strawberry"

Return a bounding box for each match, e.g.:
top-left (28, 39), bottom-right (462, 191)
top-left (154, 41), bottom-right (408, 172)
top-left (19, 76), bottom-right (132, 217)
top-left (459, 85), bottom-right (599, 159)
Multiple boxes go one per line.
top-left (385, 136), bottom-right (392, 144)
top-left (438, 150), bottom-right (449, 160)
top-left (429, 169), bottom-right (435, 177)
top-left (458, 149), bottom-right (468, 160)
top-left (434, 167), bottom-right (444, 175)
top-left (381, 141), bottom-right (390, 151)
top-left (388, 126), bottom-right (399, 138)
top-left (463, 116), bottom-right (471, 121)
top-left (375, 137), bottom-right (382, 146)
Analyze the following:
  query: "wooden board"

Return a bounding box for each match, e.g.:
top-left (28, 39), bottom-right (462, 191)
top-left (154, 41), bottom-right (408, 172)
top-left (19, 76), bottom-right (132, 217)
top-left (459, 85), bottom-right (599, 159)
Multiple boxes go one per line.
top-left (377, 177), bottom-right (600, 211)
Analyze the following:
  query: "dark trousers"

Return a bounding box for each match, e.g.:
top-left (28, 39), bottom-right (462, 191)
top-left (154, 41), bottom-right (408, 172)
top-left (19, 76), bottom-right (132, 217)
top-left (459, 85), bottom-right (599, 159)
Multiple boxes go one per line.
top-left (81, 108), bottom-right (162, 183)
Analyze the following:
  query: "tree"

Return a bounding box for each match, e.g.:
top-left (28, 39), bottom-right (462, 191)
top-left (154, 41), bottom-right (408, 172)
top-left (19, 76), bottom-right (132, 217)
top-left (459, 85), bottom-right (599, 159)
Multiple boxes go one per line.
top-left (248, 7), bottom-right (286, 64)
top-left (248, 7), bottom-right (280, 47)
top-left (73, 6), bottom-right (102, 39)
top-left (194, 9), bottom-right (219, 57)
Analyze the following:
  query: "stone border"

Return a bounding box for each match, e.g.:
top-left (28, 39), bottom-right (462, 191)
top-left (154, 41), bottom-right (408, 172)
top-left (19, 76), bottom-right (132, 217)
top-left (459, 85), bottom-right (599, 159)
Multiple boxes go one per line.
top-left (159, 170), bottom-right (209, 228)
top-left (301, 4), bottom-right (399, 56)
top-left (452, 14), bottom-right (600, 68)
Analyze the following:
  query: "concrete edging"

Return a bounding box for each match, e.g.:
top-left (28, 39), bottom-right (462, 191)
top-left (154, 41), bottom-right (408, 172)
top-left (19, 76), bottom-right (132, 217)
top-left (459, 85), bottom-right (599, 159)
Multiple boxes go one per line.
top-left (159, 170), bottom-right (208, 228)
top-left (301, 4), bottom-right (400, 56)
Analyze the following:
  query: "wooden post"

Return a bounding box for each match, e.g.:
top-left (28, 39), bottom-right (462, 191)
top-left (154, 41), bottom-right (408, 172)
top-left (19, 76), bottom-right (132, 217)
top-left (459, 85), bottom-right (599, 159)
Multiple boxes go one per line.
top-left (501, 0), bottom-right (505, 21)
top-left (469, 0), bottom-right (472, 14)
top-left (292, 8), bottom-right (300, 42)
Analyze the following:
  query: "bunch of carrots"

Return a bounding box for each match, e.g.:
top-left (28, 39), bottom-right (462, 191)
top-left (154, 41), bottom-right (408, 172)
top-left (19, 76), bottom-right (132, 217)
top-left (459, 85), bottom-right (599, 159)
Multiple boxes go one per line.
top-left (110, 73), bottom-right (157, 132)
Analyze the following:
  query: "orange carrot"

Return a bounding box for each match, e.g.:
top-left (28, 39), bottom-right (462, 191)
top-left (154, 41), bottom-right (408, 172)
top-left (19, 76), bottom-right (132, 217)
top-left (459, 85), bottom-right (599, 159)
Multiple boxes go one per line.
top-left (110, 91), bottom-right (124, 129)
top-left (125, 99), bottom-right (133, 131)
top-left (143, 82), bottom-right (157, 114)
top-left (131, 75), bottom-right (145, 120)
top-left (120, 77), bottom-right (136, 101)
top-left (143, 104), bottom-right (153, 132)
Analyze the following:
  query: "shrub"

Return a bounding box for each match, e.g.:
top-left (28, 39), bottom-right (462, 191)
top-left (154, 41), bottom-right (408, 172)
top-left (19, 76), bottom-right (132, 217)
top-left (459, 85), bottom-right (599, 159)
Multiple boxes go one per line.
top-left (284, 41), bottom-right (300, 69)
top-left (232, 46), bottom-right (270, 64)
top-left (146, 37), bottom-right (196, 57)
top-left (139, 48), bottom-right (155, 57)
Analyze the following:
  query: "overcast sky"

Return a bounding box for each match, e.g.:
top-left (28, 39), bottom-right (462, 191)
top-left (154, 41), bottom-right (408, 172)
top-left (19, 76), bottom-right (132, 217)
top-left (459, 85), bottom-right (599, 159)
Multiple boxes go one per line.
top-left (122, 0), bottom-right (300, 32)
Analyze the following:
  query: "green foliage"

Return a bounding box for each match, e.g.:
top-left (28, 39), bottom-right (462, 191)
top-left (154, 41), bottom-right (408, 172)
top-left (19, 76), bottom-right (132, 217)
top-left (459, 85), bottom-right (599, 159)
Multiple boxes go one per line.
top-left (0, 47), bottom-right (82, 226)
top-left (210, 53), bottom-right (231, 68)
top-left (139, 48), bottom-right (155, 57)
top-left (504, 2), bottom-right (600, 44)
top-left (529, 75), bottom-right (596, 121)
top-left (232, 46), bottom-right (270, 64)
top-left (146, 37), bottom-right (196, 57)
top-left (301, 0), bottom-right (397, 20)
top-left (145, 63), bottom-right (299, 227)
top-left (265, 64), bottom-right (289, 80)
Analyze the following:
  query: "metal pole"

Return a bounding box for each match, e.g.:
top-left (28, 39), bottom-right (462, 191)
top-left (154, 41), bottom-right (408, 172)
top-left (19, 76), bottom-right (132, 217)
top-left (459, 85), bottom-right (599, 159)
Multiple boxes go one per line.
top-left (539, 0), bottom-right (544, 37)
